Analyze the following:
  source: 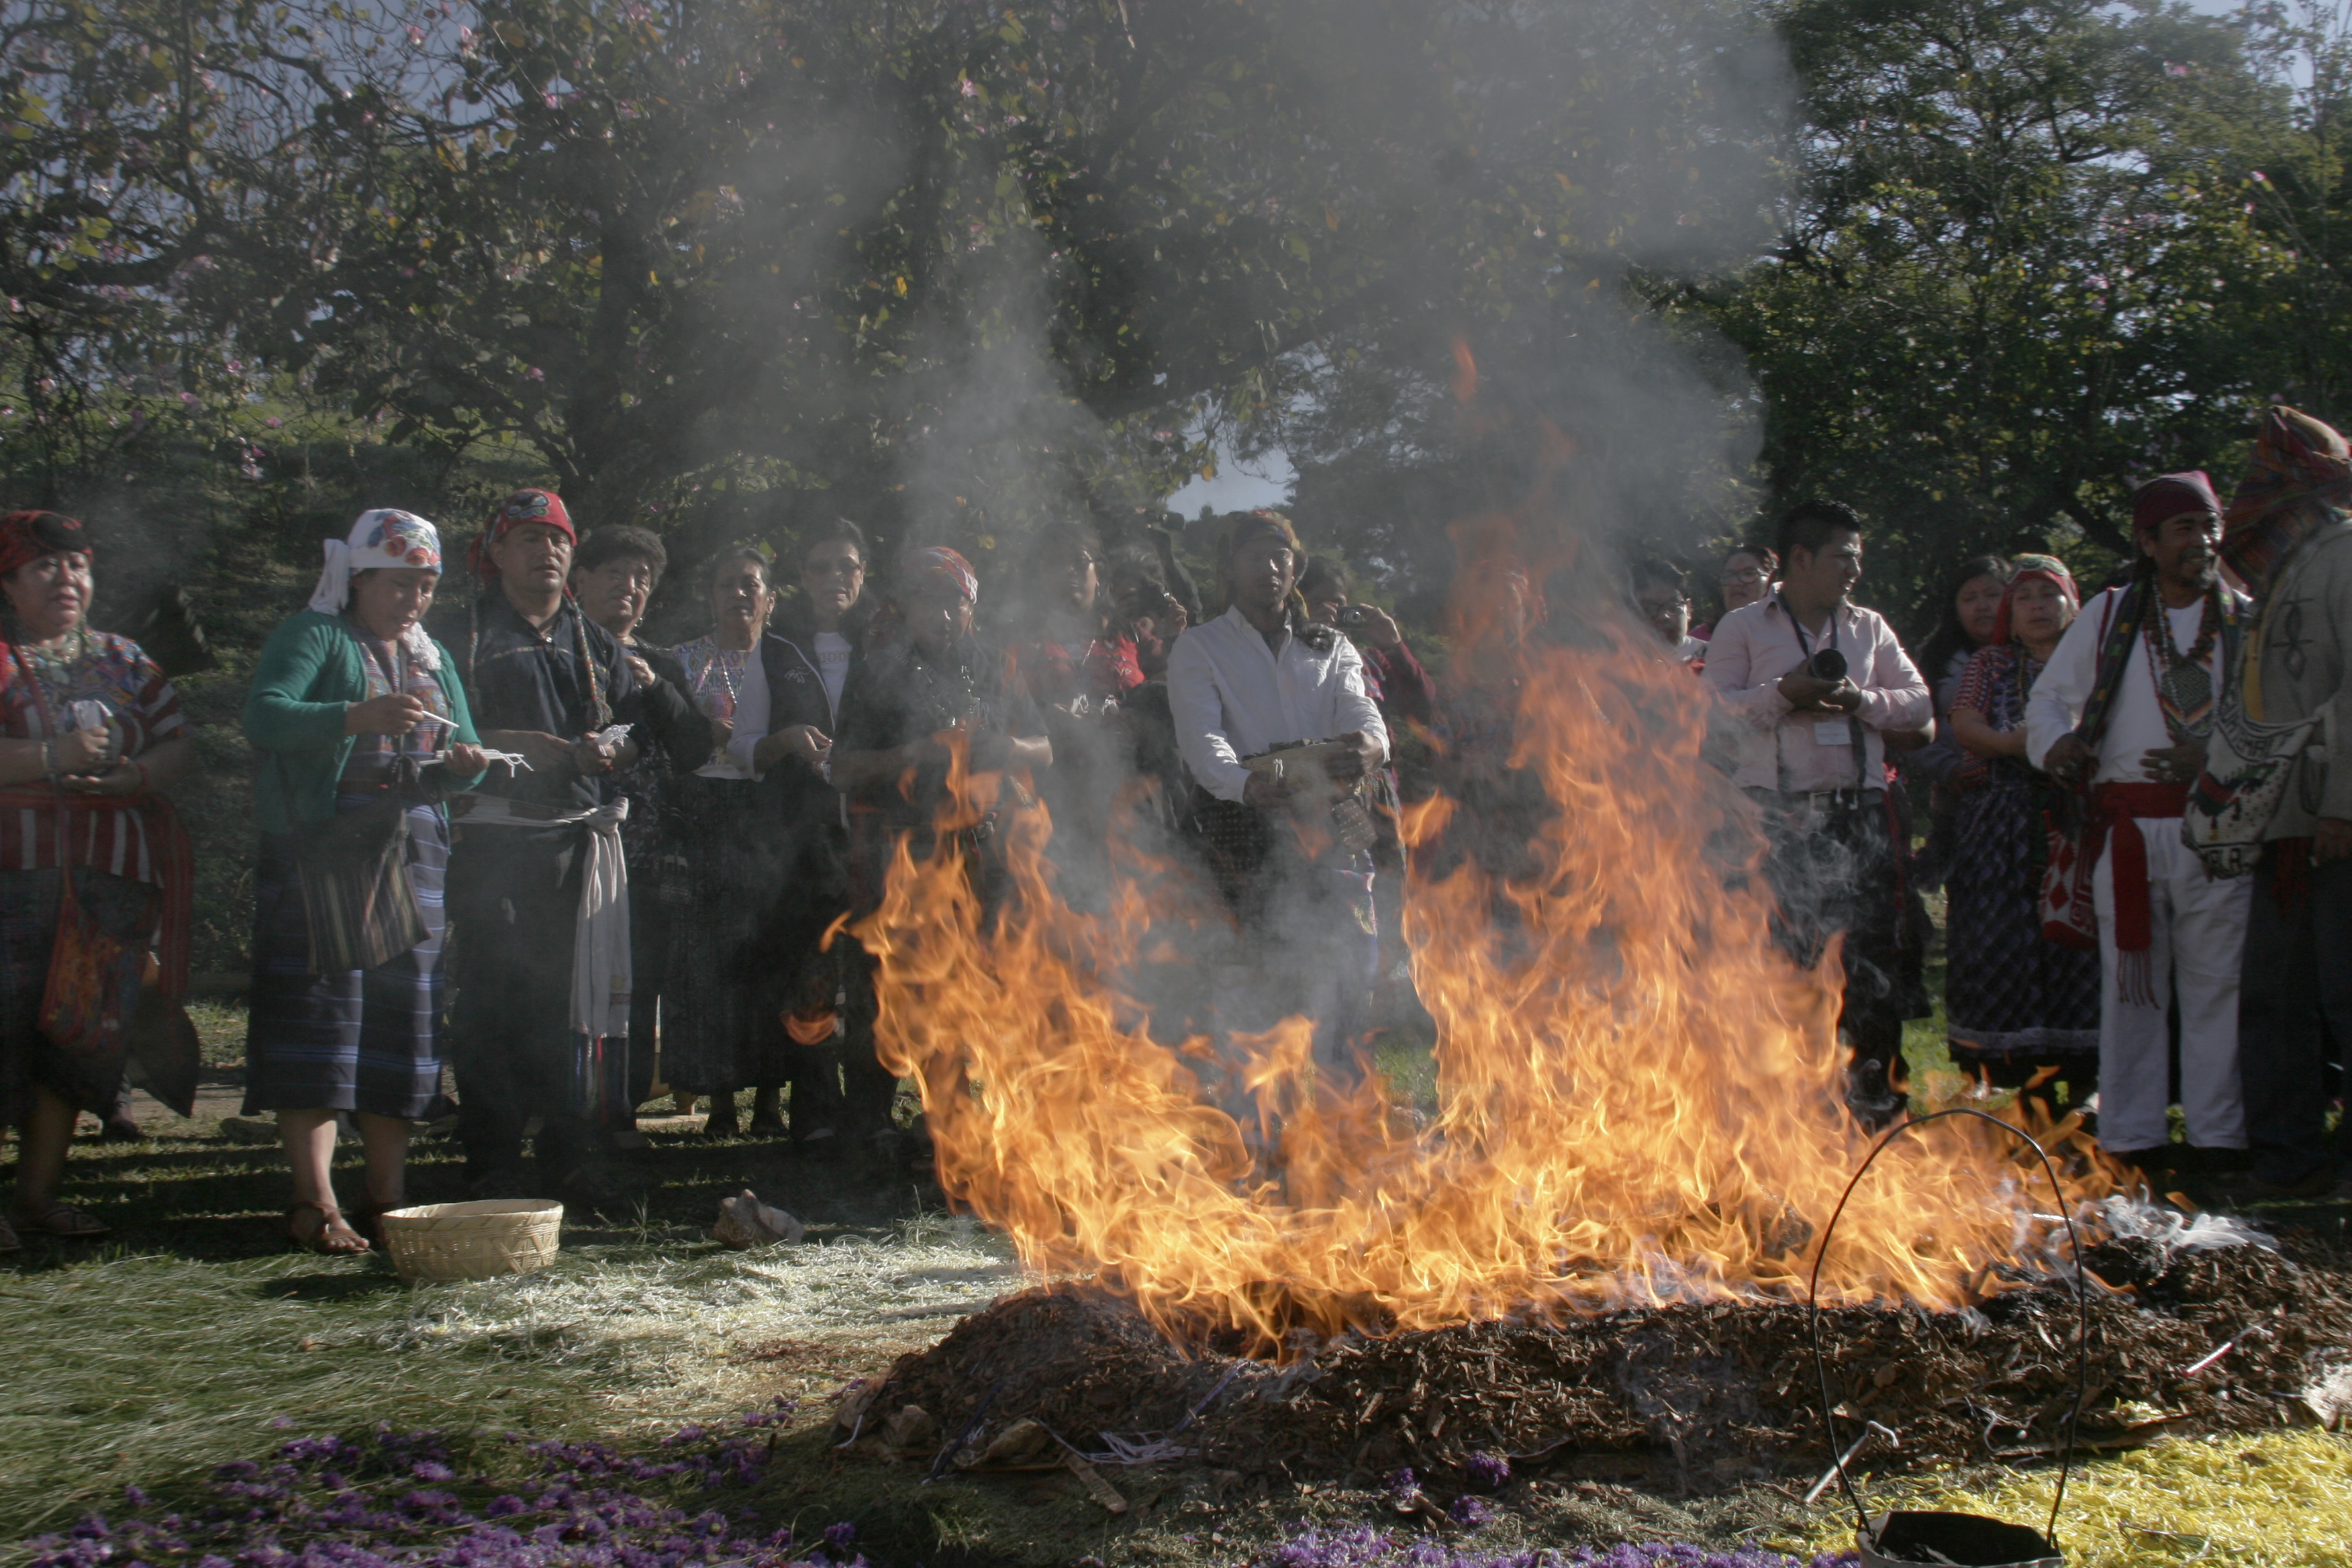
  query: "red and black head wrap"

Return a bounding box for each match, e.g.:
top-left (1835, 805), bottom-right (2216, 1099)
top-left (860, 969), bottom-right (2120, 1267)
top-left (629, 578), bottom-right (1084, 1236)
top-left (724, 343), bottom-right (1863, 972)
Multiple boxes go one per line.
top-left (467, 488), bottom-right (577, 581)
top-left (0, 510), bottom-right (92, 580)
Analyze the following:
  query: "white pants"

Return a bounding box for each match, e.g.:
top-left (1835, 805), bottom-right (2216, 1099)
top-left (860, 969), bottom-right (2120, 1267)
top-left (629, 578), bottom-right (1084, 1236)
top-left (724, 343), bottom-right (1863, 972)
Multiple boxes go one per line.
top-left (2091, 817), bottom-right (2251, 1151)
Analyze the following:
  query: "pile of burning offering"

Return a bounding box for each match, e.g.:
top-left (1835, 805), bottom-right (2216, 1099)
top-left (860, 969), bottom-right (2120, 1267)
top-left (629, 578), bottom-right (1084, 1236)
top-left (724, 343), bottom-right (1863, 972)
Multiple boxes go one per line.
top-left (842, 613), bottom-right (2352, 1496)
top-left (844, 1216), bottom-right (2351, 1492)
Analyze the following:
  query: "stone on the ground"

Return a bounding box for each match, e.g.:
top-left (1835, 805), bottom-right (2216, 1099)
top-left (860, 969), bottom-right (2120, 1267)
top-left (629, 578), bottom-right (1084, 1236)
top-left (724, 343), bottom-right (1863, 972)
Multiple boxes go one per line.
top-left (712, 1187), bottom-right (804, 1248)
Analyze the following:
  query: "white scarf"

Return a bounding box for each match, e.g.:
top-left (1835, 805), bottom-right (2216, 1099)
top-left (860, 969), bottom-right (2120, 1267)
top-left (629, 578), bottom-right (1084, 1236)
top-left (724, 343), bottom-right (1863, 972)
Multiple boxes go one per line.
top-left (308, 509), bottom-right (445, 673)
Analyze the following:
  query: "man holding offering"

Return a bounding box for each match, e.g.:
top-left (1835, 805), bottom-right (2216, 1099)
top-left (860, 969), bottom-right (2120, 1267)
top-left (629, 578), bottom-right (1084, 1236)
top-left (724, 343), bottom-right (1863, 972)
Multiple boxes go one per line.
top-left (1167, 509), bottom-right (1387, 1098)
top-left (443, 490), bottom-right (651, 1206)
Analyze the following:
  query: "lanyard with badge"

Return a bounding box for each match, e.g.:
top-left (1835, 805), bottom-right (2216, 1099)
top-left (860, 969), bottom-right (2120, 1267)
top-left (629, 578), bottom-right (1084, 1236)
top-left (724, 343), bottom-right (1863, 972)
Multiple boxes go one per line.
top-left (1777, 594), bottom-right (1865, 794)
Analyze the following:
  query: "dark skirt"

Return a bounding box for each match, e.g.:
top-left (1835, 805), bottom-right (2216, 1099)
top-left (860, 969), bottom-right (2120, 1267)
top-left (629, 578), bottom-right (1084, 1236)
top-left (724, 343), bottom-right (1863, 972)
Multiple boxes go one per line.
top-left (1945, 777), bottom-right (2100, 1070)
top-left (241, 797), bottom-right (452, 1120)
top-left (0, 867), bottom-right (157, 1123)
top-left (663, 773), bottom-right (789, 1093)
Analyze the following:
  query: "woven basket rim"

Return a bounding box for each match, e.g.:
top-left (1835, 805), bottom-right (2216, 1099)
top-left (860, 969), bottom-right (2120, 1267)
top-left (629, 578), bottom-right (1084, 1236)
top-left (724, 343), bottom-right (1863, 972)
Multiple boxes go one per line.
top-left (381, 1199), bottom-right (564, 1226)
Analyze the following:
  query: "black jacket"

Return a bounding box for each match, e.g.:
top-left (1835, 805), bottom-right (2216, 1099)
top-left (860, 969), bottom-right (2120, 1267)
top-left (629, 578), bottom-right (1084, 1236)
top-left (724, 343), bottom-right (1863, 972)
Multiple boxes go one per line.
top-left (756, 626), bottom-right (860, 833)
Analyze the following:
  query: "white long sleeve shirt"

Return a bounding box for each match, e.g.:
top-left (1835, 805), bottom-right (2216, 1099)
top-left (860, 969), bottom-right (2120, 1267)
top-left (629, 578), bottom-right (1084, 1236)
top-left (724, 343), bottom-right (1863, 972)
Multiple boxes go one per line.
top-left (2023, 587), bottom-right (2236, 785)
top-left (1165, 606), bottom-right (1389, 803)
top-left (1700, 595), bottom-right (1930, 793)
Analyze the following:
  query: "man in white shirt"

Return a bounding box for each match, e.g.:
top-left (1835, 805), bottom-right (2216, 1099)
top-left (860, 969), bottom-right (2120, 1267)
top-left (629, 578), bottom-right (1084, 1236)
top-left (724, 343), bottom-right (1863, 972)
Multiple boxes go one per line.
top-left (1166, 509), bottom-right (1387, 1089)
top-left (1703, 501), bottom-right (1931, 1128)
top-left (2026, 472), bottom-right (2250, 1177)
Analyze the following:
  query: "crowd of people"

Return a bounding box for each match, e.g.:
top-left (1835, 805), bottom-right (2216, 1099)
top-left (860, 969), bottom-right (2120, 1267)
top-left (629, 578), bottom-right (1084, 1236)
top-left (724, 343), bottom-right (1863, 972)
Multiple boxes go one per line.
top-left (3, 400), bottom-right (2350, 1253)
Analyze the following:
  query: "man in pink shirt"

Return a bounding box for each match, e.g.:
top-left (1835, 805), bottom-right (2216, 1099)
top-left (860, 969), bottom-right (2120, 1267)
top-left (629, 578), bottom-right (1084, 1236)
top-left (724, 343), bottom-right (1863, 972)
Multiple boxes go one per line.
top-left (1703, 501), bottom-right (1932, 1128)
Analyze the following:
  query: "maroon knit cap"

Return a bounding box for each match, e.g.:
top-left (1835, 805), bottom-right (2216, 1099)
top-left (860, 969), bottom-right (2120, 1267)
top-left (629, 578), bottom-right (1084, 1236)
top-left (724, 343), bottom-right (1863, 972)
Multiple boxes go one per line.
top-left (2131, 471), bottom-right (2222, 543)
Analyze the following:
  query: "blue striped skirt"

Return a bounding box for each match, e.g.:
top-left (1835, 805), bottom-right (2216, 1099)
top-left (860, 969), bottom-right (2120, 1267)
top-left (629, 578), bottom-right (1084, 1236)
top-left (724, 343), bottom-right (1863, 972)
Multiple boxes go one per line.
top-left (241, 796), bottom-right (452, 1121)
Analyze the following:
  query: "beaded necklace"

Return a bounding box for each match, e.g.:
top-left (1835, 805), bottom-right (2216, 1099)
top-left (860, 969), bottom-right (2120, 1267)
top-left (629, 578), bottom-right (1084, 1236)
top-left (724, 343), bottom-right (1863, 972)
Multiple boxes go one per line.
top-left (2145, 587), bottom-right (2222, 741)
top-left (20, 623), bottom-right (91, 704)
top-left (692, 642), bottom-right (750, 718)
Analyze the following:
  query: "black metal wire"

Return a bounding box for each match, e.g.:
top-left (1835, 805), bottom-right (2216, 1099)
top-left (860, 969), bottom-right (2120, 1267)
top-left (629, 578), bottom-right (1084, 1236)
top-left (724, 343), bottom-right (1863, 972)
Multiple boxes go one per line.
top-left (1806, 1107), bottom-right (2089, 1550)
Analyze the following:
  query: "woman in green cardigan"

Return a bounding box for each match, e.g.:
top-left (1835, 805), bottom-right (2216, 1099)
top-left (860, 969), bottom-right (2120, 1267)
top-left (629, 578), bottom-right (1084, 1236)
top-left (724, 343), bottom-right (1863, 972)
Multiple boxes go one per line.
top-left (240, 511), bottom-right (488, 1253)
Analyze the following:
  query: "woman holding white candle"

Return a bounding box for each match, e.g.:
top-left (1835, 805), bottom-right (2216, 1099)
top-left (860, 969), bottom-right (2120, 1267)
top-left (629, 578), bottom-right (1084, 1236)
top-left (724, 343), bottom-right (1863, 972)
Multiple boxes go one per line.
top-left (240, 509), bottom-right (487, 1253)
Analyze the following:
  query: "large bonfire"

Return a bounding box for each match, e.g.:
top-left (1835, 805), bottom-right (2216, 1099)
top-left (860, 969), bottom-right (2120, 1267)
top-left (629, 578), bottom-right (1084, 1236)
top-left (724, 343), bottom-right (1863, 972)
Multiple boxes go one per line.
top-left (849, 541), bottom-right (2122, 1352)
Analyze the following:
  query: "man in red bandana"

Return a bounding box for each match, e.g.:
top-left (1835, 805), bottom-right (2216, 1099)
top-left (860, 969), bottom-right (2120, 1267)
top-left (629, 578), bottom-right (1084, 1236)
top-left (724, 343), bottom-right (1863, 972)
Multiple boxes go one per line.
top-left (440, 489), bottom-right (662, 1206)
top-left (2027, 473), bottom-right (2251, 1183)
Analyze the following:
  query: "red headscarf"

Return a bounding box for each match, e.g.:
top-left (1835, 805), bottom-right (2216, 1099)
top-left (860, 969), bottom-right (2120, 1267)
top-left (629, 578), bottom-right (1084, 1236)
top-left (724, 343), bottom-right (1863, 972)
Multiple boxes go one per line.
top-left (467, 489), bottom-right (576, 581)
top-left (899, 545), bottom-right (979, 605)
top-left (0, 510), bottom-right (91, 580)
top-left (1992, 552), bottom-right (2077, 646)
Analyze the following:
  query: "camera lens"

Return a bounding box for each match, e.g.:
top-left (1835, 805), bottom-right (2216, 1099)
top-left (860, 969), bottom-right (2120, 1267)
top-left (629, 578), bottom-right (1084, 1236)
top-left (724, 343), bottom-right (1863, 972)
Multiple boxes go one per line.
top-left (1808, 648), bottom-right (1847, 682)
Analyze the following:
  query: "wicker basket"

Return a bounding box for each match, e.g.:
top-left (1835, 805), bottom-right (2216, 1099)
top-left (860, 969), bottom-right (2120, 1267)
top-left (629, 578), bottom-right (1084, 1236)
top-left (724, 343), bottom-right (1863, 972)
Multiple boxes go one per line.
top-left (379, 1198), bottom-right (564, 1282)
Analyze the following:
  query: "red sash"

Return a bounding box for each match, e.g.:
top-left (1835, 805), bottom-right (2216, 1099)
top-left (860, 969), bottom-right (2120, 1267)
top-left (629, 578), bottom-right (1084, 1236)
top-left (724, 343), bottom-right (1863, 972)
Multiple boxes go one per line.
top-left (2090, 781), bottom-right (2190, 1006)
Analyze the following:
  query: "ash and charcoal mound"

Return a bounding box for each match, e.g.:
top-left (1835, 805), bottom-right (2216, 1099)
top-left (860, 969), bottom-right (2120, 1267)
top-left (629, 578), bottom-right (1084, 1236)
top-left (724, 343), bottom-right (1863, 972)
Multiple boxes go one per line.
top-left (845, 1240), bottom-right (2352, 1492)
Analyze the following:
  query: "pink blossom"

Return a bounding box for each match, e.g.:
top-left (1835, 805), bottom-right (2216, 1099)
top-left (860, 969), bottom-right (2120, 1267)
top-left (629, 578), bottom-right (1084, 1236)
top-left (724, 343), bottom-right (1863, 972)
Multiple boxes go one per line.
top-left (526, 366), bottom-right (545, 381)
top-left (265, 415), bottom-right (283, 428)
top-left (181, 391), bottom-right (200, 406)
top-left (226, 358), bottom-right (242, 374)
top-left (959, 78), bottom-right (978, 98)
top-left (406, 25), bottom-right (424, 44)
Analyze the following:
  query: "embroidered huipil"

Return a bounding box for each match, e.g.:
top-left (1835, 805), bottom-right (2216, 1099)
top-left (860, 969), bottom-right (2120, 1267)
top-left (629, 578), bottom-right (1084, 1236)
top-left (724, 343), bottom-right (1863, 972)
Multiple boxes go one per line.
top-left (0, 629), bottom-right (185, 881)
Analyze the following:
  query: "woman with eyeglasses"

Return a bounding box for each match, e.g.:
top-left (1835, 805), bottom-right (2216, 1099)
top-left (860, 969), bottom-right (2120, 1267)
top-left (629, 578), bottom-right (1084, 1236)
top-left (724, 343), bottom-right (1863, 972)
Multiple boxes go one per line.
top-left (1692, 542), bottom-right (1777, 640)
top-left (569, 526), bottom-right (706, 1143)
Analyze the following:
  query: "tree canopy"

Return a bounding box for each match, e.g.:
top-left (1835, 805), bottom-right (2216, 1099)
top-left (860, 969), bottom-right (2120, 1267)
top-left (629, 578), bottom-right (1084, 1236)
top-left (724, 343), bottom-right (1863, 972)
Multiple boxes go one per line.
top-left (6, 0), bottom-right (2352, 627)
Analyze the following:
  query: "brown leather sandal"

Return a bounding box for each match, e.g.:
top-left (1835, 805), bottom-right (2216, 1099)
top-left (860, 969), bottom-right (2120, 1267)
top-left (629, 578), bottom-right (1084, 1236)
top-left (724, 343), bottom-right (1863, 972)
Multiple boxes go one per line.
top-left (286, 1199), bottom-right (370, 1255)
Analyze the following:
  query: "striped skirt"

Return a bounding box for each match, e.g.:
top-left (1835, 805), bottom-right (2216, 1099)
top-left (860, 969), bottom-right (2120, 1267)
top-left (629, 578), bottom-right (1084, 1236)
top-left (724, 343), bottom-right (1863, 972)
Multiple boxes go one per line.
top-left (241, 797), bottom-right (452, 1121)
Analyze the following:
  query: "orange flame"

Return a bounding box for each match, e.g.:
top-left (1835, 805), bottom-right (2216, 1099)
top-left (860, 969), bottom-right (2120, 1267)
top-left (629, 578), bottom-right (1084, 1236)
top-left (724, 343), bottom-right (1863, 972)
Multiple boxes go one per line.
top-left (854, 632), bottom-right (2117, 1351)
